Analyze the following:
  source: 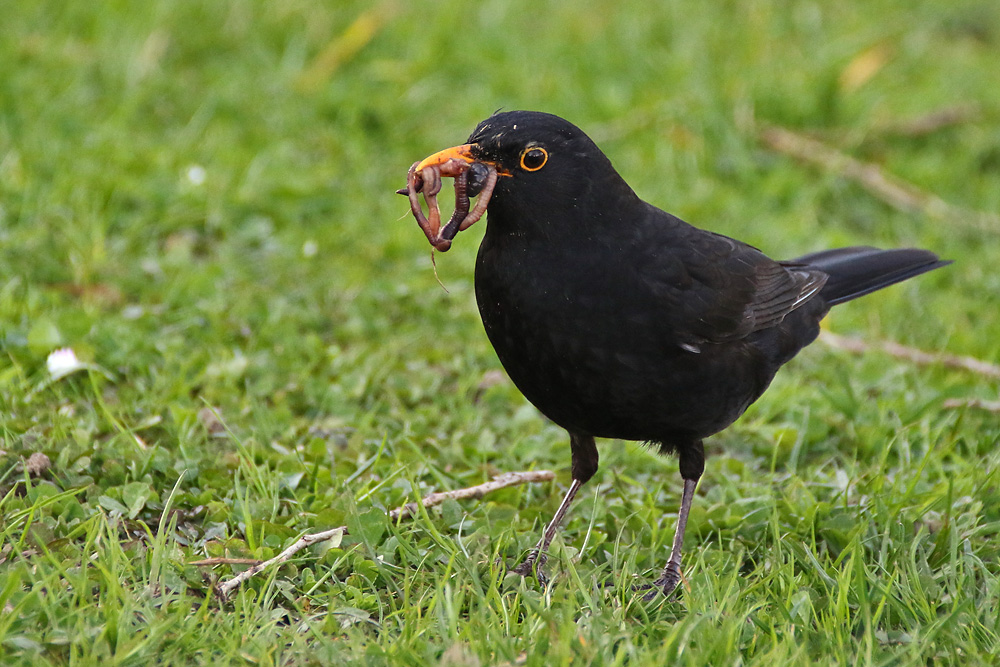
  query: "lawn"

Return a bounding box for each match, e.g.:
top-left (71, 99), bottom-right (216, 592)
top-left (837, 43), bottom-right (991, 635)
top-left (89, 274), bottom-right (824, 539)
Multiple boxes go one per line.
top-left (2, 0), bottom-right (999, 664)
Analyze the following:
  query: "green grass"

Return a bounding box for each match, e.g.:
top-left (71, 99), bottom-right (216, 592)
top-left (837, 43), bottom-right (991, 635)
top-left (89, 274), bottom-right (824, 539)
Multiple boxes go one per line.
top-left (2, 0), bottom-right (999, 664)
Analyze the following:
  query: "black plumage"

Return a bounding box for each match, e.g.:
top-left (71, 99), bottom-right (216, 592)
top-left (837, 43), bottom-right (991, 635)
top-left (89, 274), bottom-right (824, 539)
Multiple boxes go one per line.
top-left (404, 110), bottom-right (949, 596)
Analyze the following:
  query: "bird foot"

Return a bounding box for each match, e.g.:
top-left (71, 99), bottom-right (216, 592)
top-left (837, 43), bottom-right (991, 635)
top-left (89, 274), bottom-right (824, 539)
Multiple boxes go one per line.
top-left (509, 555), bottom-right (550, 588)
top-left (595, 573), bottom-right (681, 600)
top-left (642, 568), bottom-right (682, 601)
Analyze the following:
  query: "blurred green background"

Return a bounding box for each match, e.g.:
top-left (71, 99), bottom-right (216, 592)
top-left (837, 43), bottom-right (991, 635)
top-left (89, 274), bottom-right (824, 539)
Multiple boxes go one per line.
top-left (1, 0), bottom-right (998, 664)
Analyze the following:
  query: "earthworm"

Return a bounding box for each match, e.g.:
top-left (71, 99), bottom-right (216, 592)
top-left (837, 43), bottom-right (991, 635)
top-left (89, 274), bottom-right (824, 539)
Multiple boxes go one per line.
top-left (438, 169), bottom-right (470, 243)
top-left (458, 167), bottom-right (497, 232)
top-left (400, 160), bottom-right (498, 252)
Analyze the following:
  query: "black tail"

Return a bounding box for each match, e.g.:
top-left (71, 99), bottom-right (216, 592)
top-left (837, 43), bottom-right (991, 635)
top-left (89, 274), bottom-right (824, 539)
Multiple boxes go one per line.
top-left (791, 246), bottom-right (951, 306)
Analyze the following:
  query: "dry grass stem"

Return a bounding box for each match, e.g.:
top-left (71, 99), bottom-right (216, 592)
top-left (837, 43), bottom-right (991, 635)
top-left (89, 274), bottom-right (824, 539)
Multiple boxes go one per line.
top-left (760, 125), bottom-right (1000, 233)
top-left (820, 331), bottom-right (1000, 380)
top-left (214, 469), bottom-right (555, 599)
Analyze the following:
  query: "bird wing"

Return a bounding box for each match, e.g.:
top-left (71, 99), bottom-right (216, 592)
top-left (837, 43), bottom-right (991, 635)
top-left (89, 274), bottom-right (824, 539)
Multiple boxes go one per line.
top-left (636, 218), bottom-right (827, 347)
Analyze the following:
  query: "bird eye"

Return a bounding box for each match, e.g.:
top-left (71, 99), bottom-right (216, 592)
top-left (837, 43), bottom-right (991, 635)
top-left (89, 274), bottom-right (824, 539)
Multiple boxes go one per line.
top-left (519, 147), bottom-right (548, 172)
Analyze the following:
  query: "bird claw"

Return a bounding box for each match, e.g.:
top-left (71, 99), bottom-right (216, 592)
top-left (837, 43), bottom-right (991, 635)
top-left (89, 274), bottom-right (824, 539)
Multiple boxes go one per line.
top-left (508, 553), bottom-right (550, 588)
top-left (592, 573), bottom-right (683, 600)
top-left (643, 569), bottom-right (682, 600)
top-left (612, 568), bottom-right (682, 601)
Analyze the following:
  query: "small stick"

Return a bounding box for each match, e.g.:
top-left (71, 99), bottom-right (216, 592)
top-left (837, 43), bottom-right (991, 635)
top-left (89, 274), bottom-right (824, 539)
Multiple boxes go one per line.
top-left (189, 557), bottom-right (262, 566)
top-left (877, 105), bottom-right (980, 138)
top-left (430, 249), bottom-right (449, 293)
top-left (819, 331), bottom-right (1000, 380)
top-left (760, 125), bottom-right (1000, 234)
top-left (214, 469), bottom-right (556, 600)
top-left (943, 398), bottom-right (1000, 413)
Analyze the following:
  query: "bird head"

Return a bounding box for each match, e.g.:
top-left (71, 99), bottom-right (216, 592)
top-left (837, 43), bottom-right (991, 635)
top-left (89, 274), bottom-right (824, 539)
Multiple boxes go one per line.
top-left (401, 111), bottom-right (639, 250)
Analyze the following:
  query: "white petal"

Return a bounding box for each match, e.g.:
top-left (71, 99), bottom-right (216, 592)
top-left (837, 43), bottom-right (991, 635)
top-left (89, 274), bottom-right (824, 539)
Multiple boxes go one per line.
top-left (186, 165), bottom-right (206, 186)
top-left (46, 347), bottom-right (85, 379)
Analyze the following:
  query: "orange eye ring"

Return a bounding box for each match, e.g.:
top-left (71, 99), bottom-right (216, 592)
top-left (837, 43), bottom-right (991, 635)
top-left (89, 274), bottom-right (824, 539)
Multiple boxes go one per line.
top-left (519, 146), bottom-right (548, 172)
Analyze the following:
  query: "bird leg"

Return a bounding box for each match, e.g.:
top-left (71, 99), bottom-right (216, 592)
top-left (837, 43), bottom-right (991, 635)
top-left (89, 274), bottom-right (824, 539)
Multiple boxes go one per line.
top-left (645, 476), bottom-right (699, 599)
top-left (644, 440), bottom-right (704, 599)
top-left (510, 478), bottom-right (583, 584)
top-left (511, 433), bottom-right (598, 585)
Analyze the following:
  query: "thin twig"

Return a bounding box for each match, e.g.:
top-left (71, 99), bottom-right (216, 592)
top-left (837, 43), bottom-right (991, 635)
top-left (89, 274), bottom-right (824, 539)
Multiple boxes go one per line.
top-left (943, 398), bottom-right (1000, 414)
top-left (875, 105), bottom-right (980, 138)
top-left (386, 470), bottom-right (555, 520)
top-left (214, 469), bottom-right (555, 600)
top-left (819, 330), bottom-right (1000, 380)
top-left (760, 125), bottom-right (1000, 234)
top-left (188, 557), bottom-right (262, 566)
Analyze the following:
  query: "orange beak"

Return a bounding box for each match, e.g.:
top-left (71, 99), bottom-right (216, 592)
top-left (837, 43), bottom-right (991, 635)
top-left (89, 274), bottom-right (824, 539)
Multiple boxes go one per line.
top-left (416, 144), bottom-right (477, 175)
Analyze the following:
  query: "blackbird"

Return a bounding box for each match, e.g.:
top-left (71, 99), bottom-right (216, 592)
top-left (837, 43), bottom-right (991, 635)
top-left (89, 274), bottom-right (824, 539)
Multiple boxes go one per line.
top-left (400, 110), bottom-right (949, 597)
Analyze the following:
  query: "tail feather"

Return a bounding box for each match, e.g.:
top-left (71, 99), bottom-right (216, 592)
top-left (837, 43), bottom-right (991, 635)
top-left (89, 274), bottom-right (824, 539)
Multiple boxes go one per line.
top-left (789, 246), bottom-right (950, 306)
